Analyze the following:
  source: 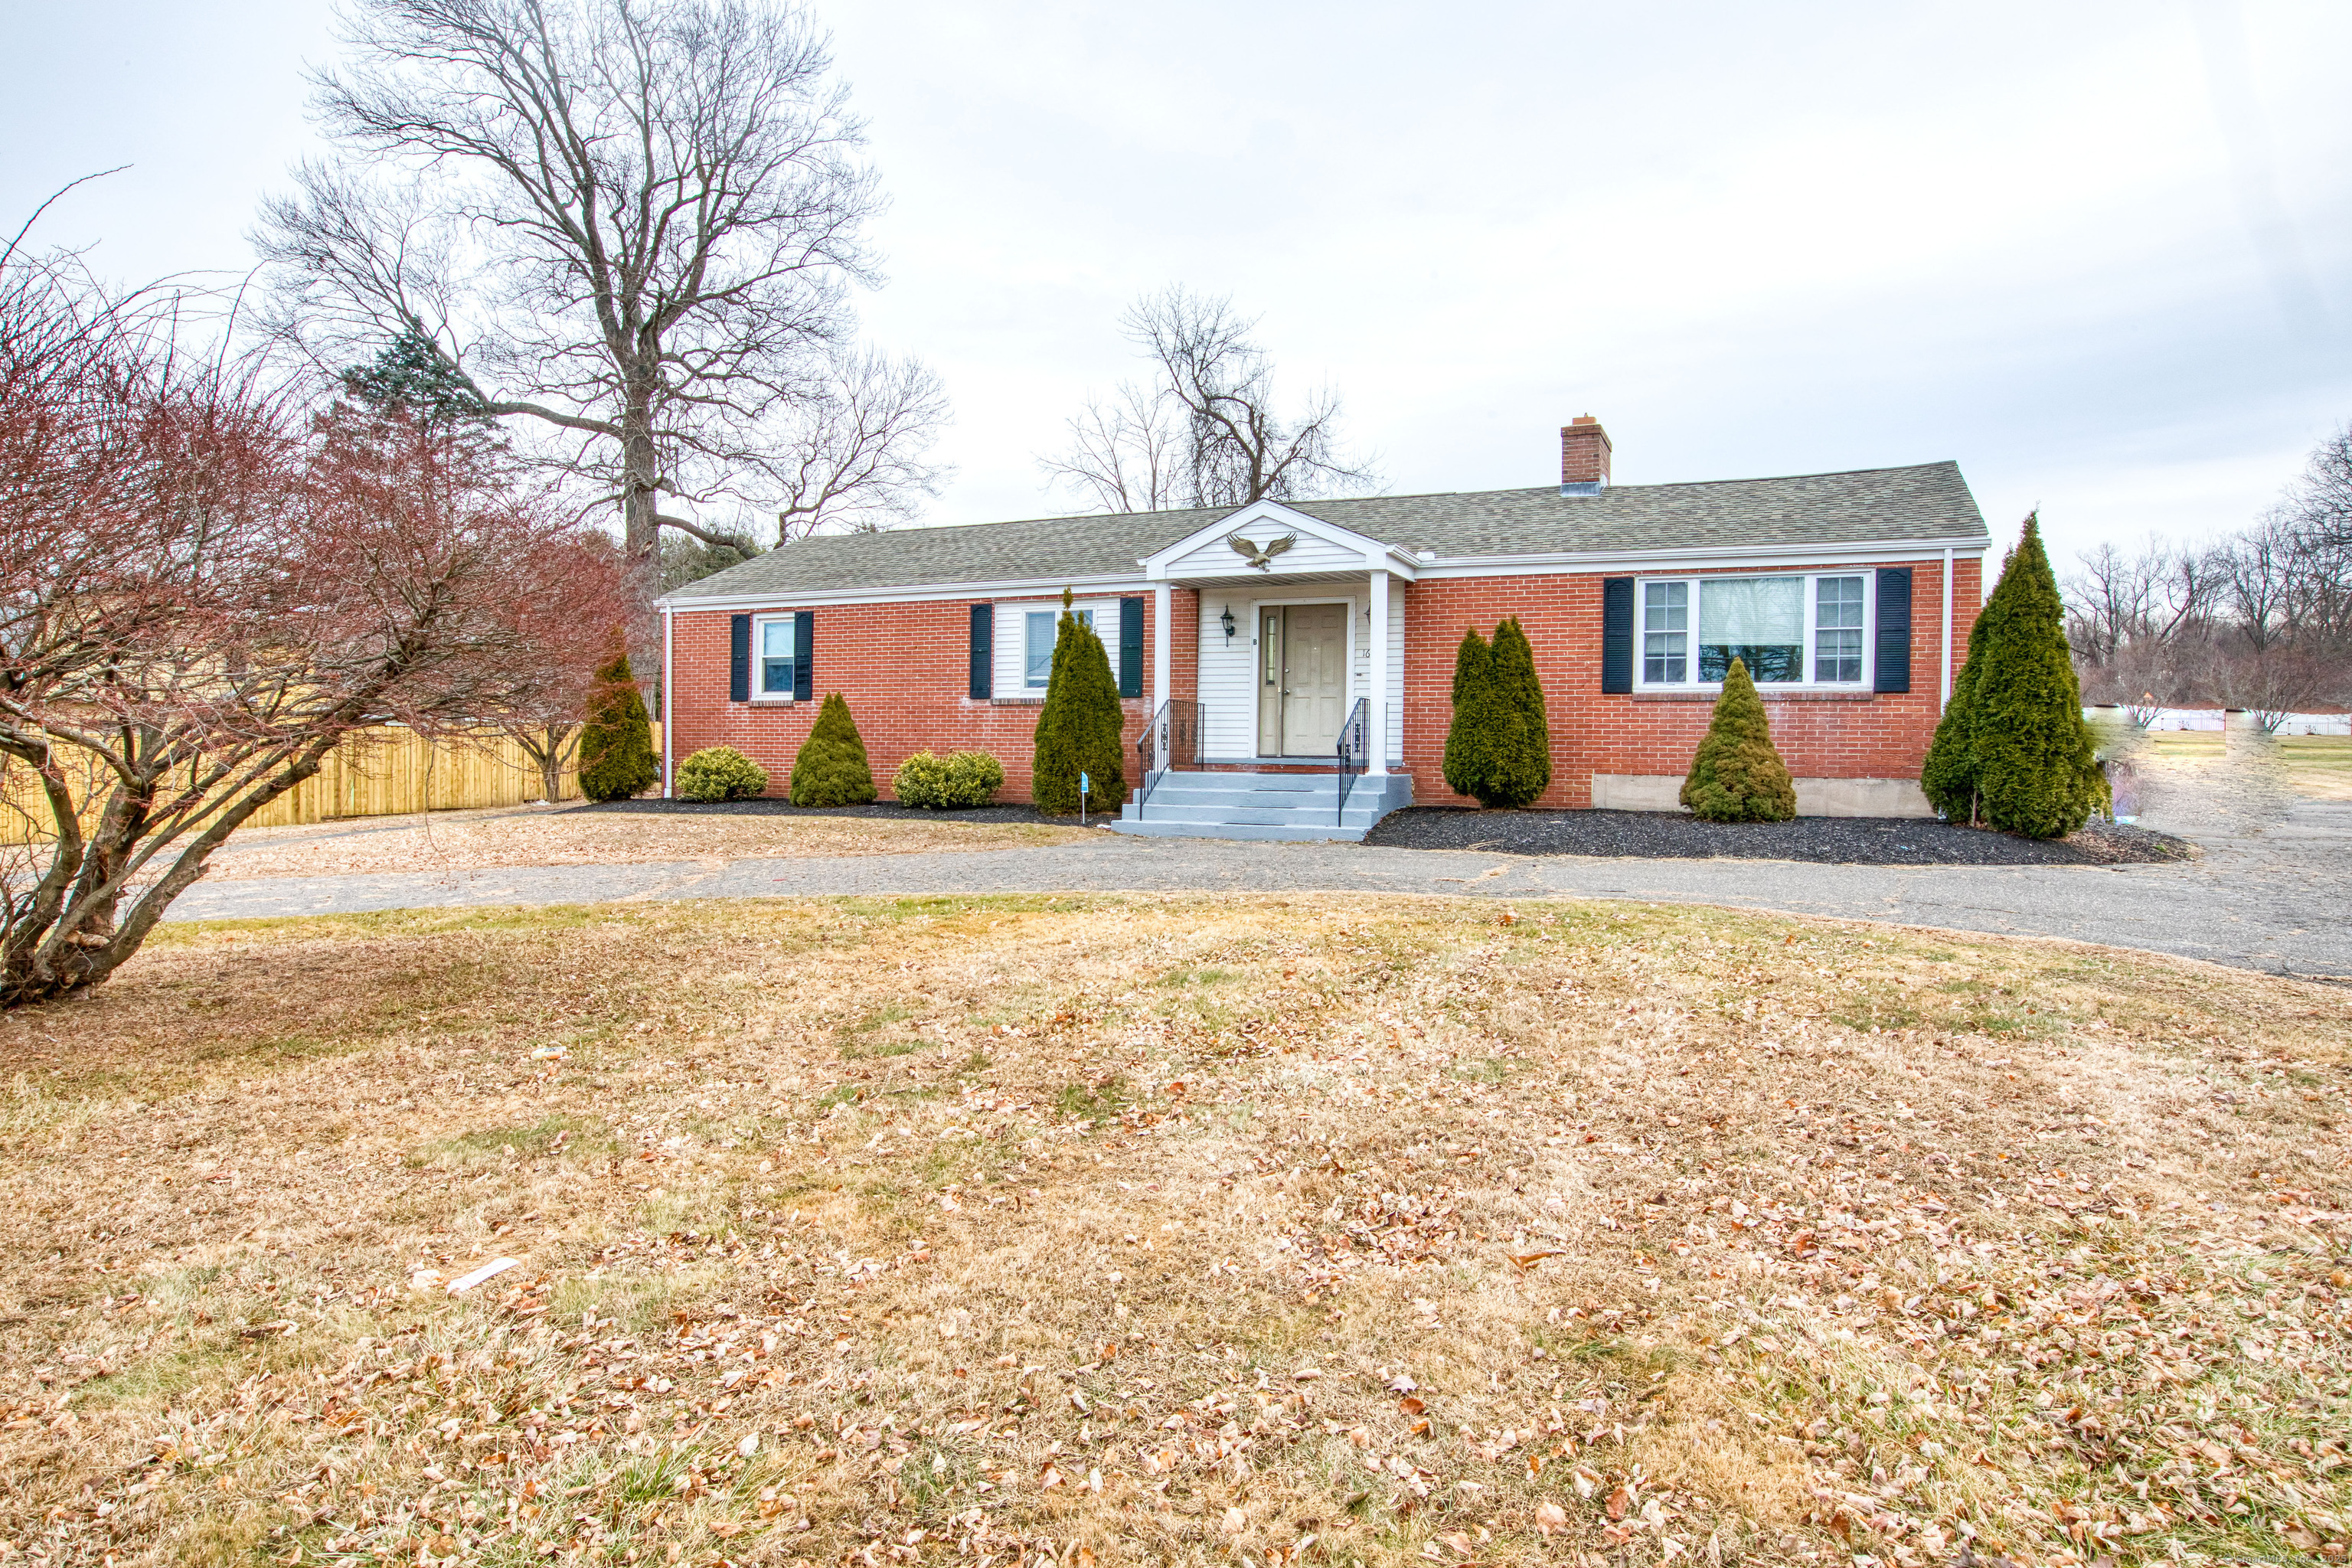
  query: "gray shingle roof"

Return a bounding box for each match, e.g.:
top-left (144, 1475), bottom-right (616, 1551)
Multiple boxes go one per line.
top-left (665, 461), bottom-right (1988, 600)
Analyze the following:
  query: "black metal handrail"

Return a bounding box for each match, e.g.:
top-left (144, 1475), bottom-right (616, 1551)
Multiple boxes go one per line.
top-left (1134, 697), bottom-right (1203, 817)
top-left (1334, 697), bottom-right (1369, 825)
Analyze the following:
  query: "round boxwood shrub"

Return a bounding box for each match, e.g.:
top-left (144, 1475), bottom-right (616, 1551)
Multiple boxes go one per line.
top-left (675, 746), bottom-right (768, 803)
top-left (893, 750), bottom-right (1006, 809)
top-left (789, 692), bottom-right (877, 807)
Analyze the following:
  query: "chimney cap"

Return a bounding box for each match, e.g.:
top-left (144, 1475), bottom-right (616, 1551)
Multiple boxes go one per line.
top-left (1569, 413), bottom-right (1599, 426)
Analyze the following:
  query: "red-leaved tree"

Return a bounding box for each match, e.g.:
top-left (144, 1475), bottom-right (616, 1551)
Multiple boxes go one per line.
top-left (0, 254), bottom-right (622, 1006)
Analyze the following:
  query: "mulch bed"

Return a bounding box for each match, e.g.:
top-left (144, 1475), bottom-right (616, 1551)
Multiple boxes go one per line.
top-left (1364, 807), bottom-right (2195, 866)
top-left (568, 798), bottom-right (1109, 828)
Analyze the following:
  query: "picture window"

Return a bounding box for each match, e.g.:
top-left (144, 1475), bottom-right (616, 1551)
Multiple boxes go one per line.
top-left (1634, 573), bottom-right (1870, 688)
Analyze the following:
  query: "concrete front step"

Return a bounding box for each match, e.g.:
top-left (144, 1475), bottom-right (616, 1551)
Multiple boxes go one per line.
top-left (1106, 818), bottom-right (1377, 843)
top-left (1106, 769), bottom-right (1412, 843)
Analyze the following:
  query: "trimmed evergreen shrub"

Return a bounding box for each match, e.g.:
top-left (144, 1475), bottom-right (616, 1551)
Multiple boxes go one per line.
top-left (1681, 658), bottom-right (1797, 822)
top-left (1032, 598), bottom-right (1128, 815)
top-left (1485, 616), bottom-right (1553, 806)
top-left (1920, 593), bottom-right (1991, 822)
top-left (1919, 515), bottom-right (2105, 838)
top-left (893, 750), bottom-right (1005, 809)
top-left (789, 693), bottom-right (877, 807)
top-left (1441, 627), bottom-right (1493, 801)
top-left (675, 746), bottom-right (768, 803)
top-left (577, 640), bottom-right (658, 802)
top-left (1442, 623), bottom-right (1550, 808)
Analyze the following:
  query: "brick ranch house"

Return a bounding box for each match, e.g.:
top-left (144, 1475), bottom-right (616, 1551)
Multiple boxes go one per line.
top-left (658, 418), bottom-right (1993, 838)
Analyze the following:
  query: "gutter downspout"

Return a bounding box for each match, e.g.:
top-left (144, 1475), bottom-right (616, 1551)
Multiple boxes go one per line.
top-left (1939, 547), bottom-right (1955, 711)
top-left (661, 603), bottom-right (675, 798)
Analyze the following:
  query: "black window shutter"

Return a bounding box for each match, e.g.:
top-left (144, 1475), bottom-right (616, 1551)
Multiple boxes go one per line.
top-left (1601, 577), bottom-right (1635, 694)
top-left (729, 614), bottom-right (750, 702)
top-left (1118, 596), bottom-right (1145, 699)
top-left (792, 609), bottom-right (815, 702)
top-left (969, 603), bottom-right (993, 700)
top-left (1873, 567), bottom-right (1913, 694)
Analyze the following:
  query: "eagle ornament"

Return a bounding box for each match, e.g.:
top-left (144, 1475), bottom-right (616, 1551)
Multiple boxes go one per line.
top-left (1226, 531), bottom-right (1296, 571)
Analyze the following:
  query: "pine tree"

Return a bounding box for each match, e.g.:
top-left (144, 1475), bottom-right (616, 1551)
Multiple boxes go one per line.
top-left (1484, 616), bottom-right (1552, 807)
top-left (340, 325), bottom-right (492, 426)
top-left (789, 693), bottom-right (877, 806)
top-left (1931, 514), bottom-right (2103, 838)
top-left (1032, 592), bottom-right (1128, 815)
top-left (577, 639), bottom-right (658, 802)
top-left (1681, 658), bottom-right (1797, 822)
top-left (1442, 627), bottom-right (1494, 802)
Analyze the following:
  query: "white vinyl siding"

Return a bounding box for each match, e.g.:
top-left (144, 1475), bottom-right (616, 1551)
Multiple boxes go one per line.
top-left (991, 598), bottom-right (1112, 700)
top-left (1195, 590), bottom-right (1400, 761)
top-left (1635, 572), bottom-right (1871, 689)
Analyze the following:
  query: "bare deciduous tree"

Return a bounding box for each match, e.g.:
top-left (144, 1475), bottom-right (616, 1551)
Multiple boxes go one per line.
top-left (1043, 288), bottom-right (1378, 514)
top-left (1039, 381), bottom-right (1184, 515)
top-left (0, 253), bottom-right (622, 1006)
top-left (2065, 423), bottom-right (2352, 720)
top-left (253, 0), bottom-right (949, 648)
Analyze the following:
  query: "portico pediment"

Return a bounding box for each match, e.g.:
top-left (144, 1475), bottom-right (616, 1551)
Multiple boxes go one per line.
top-left (1142, 500), bottom-right (1418, 583)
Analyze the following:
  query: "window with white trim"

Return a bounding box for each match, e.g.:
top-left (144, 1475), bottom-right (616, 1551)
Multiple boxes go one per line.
top-left (1023, 607), bottom-right (1094, 689)
top-left (754, 614), bottom-right (799, 697)
top-left (1636, 573), bottom-right (1870, 688)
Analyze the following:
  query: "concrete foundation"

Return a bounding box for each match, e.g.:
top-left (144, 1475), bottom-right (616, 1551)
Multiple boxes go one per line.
top-left (1589, 774), bottom-right (1935, 818)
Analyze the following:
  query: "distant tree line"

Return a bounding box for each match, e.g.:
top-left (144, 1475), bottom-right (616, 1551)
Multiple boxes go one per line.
top-left (2064, 426), bottom-right (2352, 727)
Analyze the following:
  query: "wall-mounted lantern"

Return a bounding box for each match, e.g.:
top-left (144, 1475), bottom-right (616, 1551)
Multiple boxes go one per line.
top-left (1220, 606), bottom-right (1237, 643)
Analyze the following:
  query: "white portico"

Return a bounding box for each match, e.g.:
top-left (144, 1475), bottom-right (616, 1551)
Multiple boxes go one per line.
top-left (1111, 501), bottom-right (1416, 841)
top-left (1140, 500), bottom-right (1416, 771)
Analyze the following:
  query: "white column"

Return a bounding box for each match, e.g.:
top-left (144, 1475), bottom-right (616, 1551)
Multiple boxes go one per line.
top-left (659, 604), bottom-right (674, 798)
top-left (1940, 547), bottom-right (1955, 711)
top-left (1152, 583), bottom-right (1171, 713)
top-left (1366, 569), bottom-right (1390, 776)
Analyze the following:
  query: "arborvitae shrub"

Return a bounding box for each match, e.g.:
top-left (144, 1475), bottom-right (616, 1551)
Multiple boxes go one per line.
top-left (789, 693), bottom-right (877, 807)
top-left (1442, 623), bottom-right (1550, 808)
top-left (1032, 601), bottom-right (1127, 815)
top-left (1681, 658), bottom-right (1798, 822)
top-left (1441, 627), bottom-right (1494, 802)
top-left (675, 746), bottom-right (767, 802)
top-left (1920, 515), bottom-right (2105, 838)
top-left (1483, 616), bottom-right (1552, 807)
top-left (577, 640), bottom-right (658, 802)
top-left (893, 750), bottom-right (1005, 809)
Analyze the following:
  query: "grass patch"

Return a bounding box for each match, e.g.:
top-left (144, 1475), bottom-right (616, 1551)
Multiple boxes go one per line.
top-left (0, 894), bottom-right (2346, 1566)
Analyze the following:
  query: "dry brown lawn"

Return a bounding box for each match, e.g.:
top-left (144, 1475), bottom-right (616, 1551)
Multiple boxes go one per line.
top-left (203, 806), bottom-right (1093, 881)
top-left (2, 895), bottom-right (2347, 1568)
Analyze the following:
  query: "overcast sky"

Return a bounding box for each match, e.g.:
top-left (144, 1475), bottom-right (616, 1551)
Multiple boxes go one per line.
top-left (6, 0), bottom-right (2347, 567)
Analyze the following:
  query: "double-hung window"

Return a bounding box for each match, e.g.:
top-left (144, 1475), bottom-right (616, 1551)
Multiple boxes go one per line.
top-left (1635, 573), bottom-right (1869, 688)
top-left (1023, 607), bottom-right (1094, 690)
top-left (756, 615), bottom-right (799, 697)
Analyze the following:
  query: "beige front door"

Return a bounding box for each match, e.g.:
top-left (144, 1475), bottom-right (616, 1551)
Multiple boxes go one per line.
top-left (1256, 603), bottom-right (1349, 756)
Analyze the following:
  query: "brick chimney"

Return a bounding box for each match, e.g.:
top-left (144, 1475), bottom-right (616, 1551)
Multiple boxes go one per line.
top-left (1560, 415), bottom-right (1612, 497)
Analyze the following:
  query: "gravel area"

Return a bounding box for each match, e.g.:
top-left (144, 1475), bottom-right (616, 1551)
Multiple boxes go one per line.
top-left (1364, 807), bottom-right (2193, 865)
top-left (568, 797), bottom-right (1103, 828)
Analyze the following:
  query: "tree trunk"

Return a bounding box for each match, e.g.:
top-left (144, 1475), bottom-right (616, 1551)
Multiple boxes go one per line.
top-left (541, 724), bottom-right (567, 803)
top-left (620, 378), bottom-right (663, 676)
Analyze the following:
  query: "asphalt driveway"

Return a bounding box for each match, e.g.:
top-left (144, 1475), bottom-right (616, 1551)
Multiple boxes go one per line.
top-left (166, 788), bottom-right (2352, 980)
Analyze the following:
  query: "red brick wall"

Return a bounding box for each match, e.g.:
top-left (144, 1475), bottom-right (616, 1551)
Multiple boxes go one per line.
top-left (666, 596), bottom-right (1181, 802)
top-left (668, 566), bottom-right (1975, 808)
top-left (1400, 558), bottom-right (1980, 808)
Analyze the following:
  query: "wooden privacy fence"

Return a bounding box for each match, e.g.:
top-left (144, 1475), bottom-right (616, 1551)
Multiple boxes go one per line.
top-left (1, 724), bottom-right (663, 845)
